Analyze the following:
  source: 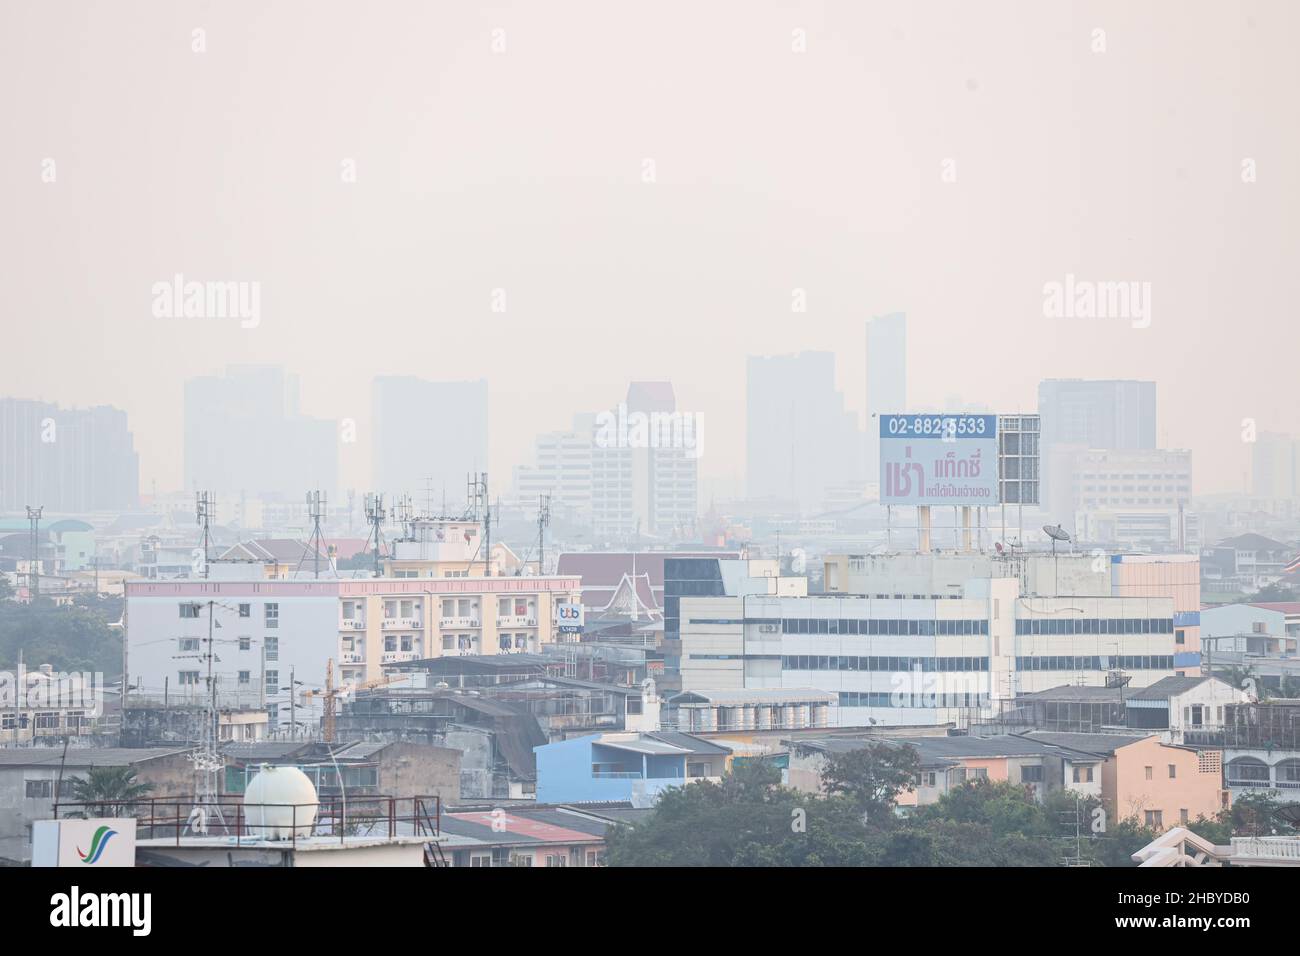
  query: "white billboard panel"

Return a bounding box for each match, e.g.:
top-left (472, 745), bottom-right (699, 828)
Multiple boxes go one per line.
top-left (879, 414), bottom-right (998, 506)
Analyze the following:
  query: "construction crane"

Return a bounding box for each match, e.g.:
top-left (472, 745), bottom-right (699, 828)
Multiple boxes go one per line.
top-left (301, 659), bottom-right (400, 743)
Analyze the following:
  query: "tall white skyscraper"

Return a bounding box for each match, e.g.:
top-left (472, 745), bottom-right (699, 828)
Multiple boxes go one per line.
top-left (865, 313), bottom-right (907, 483)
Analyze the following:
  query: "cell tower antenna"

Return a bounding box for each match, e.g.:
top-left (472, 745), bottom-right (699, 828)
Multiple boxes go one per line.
top-left (195, 492), bottom-right (214, 579)
top-left (537, 494), bottom-right (551, 575)
top-left (299, 490), bottom-right (328, 579)
top-left (25, 505), bottom-right (43, 601)
top-left (185, 599), bottom-right (227, 835)
top-left (364, 493), bottom-right (386, 578)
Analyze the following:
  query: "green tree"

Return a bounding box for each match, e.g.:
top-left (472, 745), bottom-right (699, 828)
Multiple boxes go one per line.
top-left (818, 741), bottom-right (921, 822)
top-left (69, 766), bottom-right (154, 816)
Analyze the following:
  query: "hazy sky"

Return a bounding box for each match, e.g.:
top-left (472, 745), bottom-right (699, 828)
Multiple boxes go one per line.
top-left (3, 0), bottom-right (1297, 499)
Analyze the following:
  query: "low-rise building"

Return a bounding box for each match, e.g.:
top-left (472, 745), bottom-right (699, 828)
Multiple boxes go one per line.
top-left (786, 734), bottom-right (1070, 807)
top-left (534, 731), bottom-right (730, 805)
top-left (1023, 731), bottom-right (1228, 828)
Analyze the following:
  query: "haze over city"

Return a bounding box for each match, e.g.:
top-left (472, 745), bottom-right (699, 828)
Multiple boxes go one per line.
top-left (4, 0), bottom-right (1297, 497)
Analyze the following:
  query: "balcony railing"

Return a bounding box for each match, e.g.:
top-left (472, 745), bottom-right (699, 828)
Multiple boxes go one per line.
top-left (440, 617), bottom-right (480, 628)
top-left (339, 619), bottom-right (365, 631)
top-left (1231, 837), bottom-right (1300, 860)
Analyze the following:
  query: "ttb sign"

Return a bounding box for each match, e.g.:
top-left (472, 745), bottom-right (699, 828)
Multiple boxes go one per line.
top-left (557, 603), bottom-right (585, 634)
top-left (879, 415), bottom-right (998, 506)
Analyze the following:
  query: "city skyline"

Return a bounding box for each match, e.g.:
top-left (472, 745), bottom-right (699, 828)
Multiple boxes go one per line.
top-left (4, 3), bottom-right (1297, 499)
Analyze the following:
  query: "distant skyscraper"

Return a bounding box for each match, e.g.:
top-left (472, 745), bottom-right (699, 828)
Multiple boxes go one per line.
top-left (1252, 432), bottom-right (1297, 499)
top-left (184, 366), bottom-right (337, 499)
top-left (0, 398), bottom-right (140, 513)
top-left (1038, 379), bottom-right (1158, 521)
top-left (1038, 379), bottom-right (1157, 451)
top-left (591, 382), bottom-right (699, 539)
top-left (747, 352), bottom-right (862, 512)
top-left (865, 313), bottom-right (907, 481)
top-left (372, 376), bottom-right (488, 510)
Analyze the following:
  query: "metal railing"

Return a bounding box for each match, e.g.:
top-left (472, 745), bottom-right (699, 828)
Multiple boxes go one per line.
top-left (53, 794), bottom-right (441, 850)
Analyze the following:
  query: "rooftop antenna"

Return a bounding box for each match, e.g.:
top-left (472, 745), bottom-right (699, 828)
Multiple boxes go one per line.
top-left (1043, 524), bottom-right (1071, 595)
top-left (468, 472), bottom-right (491, 576)
top-left (364, 493), bottom-right (386, 578)
top-left (299, 490), bottom-right (327, 579)
top-left (25, 505), bottom-right (42, 601)
top-left (395, 494), bottom-right (414, 539)
top-left (185, 599), bottom-right (227, 836)
top-left (195, 492), bottom-right (214, 579)
top-left (537, 494), bottom-right (551, 576)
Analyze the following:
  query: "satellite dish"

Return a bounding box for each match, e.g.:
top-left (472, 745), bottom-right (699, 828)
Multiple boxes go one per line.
top-left (1042, 525), bottom-right (1071, 543)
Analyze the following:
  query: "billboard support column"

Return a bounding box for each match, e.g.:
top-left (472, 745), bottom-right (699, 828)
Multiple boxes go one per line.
top-left (962, 506), bottom-right (972, 552)
top-left (918, 505), bottom-right (931, 554)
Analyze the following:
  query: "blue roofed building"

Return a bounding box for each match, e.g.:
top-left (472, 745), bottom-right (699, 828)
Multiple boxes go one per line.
top-left (534, 731), bottom-right (730, 805)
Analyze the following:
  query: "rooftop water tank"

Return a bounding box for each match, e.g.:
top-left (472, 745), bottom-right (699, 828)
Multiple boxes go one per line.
top-left (243, 765), bottom-right (319, 841)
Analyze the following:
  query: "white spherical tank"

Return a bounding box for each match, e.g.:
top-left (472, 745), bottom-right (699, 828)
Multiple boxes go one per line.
top-left (243, 765), bottom-right (319, 841)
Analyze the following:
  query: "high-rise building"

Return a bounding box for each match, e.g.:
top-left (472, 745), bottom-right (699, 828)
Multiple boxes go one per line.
top-left (1252, 432), bottom-right (1297, 499)
top-left (1038, 379), bottom-right (1156, 451)
top-left (865, 313), bottom-right (907, 482)
top-left (0, 398), bottom-right (140, 513)
top-left (747, 352), bottom-right (862, 512)
top-left (591, 382), bottom-right (699, 539)
top-left (1038, 379), bottom-right (1157, 520)
top-left (514, 413), bottom-right (596, 522)
top-left (513, 384), bottom-right (699, 540)
top-left (184, 366), bottom-right (337, 499)
top-left (371, 377), bottom-right (488, 509)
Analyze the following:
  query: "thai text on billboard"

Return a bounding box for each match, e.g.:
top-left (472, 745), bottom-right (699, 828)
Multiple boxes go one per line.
top-left (879, 415), bottom-right (998, 505)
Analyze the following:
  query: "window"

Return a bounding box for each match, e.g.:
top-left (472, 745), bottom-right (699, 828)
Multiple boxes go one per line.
top-left (545, 854), bottom-right (567, 867)
top-left (1180, 809), bottom-right (1189, 824)
top-left (509, 853), bottom-right (533, 867)
top-left (470, 854), bottom-right (491, 867)
top-left (1144, 766), bottom-right (1153, 780)
top-left (239, 604), bottom-right (251, 618)
top-left (1021, 765), bottom-right (1044, 783)
top-left (25, 780), bottom-right (54, 799)
top-left (1168, 764), bottom-right (1177, 779)
top-left (1072, 766), bottom-right (1094, 783)
top-left (179, 637), bottom-right (200, 652)
top-left (265, 604), bottom-right (279, 628)
top-left (179, 670), bottom-right (200, 685)
top-left (238, 671), bottom-right (251, 684)
top-left (920, 771), bottom-right (937, 787)
top-left (265, 637), bottom-right (278, 661)
top-left (239, 636), bottom-right (251, 651)
top-left (1144, 810), bottom-right (1163, 828)
top-left (180, 603), bottom-right (200, 618)
top-left (687, 761), bottom-right (709, 778)
top-left (442, 636), bottom-right (455, 650)
top-left (266, 670), bottom-right (279, 688)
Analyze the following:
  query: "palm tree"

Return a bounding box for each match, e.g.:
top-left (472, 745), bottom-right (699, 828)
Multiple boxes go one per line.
top-left (69, 766), bottom-right (154, 816)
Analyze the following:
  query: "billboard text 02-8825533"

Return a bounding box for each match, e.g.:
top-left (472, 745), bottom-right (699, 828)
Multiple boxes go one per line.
top-left (879, 415), bottom-right (998, 506)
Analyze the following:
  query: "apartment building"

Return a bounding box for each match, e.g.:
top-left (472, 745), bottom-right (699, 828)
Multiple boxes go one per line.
top-left (123, 573), bottom-right (583, 724)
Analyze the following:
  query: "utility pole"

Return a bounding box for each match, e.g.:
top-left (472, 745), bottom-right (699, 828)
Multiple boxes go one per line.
top-left (26, 505), bottom-right (42, 601)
